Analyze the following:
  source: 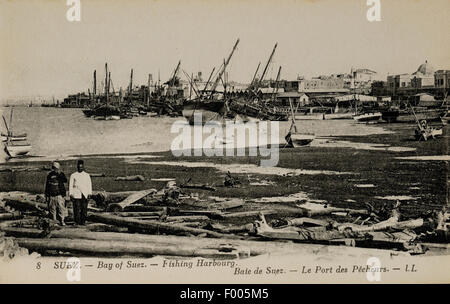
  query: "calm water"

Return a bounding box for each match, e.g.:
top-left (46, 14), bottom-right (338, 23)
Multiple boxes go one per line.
top-left (0, 107), bottom-right (391, 161)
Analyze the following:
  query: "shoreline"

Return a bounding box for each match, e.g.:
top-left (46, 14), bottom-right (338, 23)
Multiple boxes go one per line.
top-left (1, 122), bottom-right (447, 219)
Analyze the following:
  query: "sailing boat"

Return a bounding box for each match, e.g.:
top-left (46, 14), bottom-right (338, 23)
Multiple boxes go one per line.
top-left (183, 39), bottom-right (240, 126)
top-left (2, 108), bottom-right (32, 157)
top-left (285, 100), bottom-right (315, 147)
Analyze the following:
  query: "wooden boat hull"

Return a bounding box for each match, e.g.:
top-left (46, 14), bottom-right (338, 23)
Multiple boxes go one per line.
top-left (324, 112), bottom-right (354, 120)
top-left (5, 143), bottom-right (32, 157)
top-left (294, 113), bottom-right (325, 120)
top-left (183, 100), bottom-right (226, 125)
top-left (353, 112), bottom-right (382, 122)
top-left (288, 133), bottom-right (315, 147)
top-left (382, 108), bottom-right (444, 123)
top-left (105, 115), bottom-right (121, 120)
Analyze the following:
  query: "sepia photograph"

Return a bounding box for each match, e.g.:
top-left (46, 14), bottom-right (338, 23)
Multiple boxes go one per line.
top-left (0, 0), bottom-right (449, 286)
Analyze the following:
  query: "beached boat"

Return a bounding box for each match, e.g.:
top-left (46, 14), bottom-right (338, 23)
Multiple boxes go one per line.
top-left (4, 141), bottom-right (32, 157)
top-left (353, 112), bottom-right (382, 123)
top-left (2, 108), bottom-right (31, 157)
top-left (285, 100), bottom-right (315, 147)
top-left (414, 123), bottom-right (443, 141)
top-left (287, 133), bottom-right (315, 147)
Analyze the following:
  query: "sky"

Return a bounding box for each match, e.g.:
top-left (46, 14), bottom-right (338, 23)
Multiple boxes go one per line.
top-left (0, 0), bottom-right (449, 102)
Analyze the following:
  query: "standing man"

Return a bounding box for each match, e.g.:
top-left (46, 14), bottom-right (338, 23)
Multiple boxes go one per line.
top-left (69, 160), bottom-right (92, 225)
top-left (45, 162), bottom-right (68, 226)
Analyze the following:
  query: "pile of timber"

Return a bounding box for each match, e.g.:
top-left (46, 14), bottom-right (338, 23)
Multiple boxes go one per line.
top-left (0, 189), bottom-right (448, 258)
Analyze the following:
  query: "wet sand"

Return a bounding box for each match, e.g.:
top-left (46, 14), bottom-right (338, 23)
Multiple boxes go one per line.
top-left (0, 121), bottom-right (447, 219)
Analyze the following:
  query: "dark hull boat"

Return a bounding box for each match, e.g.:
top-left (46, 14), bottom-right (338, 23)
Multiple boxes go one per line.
top-left (182, 99), bottom-right (226, 125)
top-left (382, 108), bottom-right (444, 123)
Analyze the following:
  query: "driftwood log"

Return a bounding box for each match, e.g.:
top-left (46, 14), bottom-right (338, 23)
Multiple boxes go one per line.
top-left (15, 237), bottom-right (243, 259)
top-left (255, 214), bottom-right (365, 243)
top-left (304, 207), bottom-right (369, 217)
top-left (2, 227), bottom-right (410, 258)
top-left (0, 212), bottom-right (23, 221)
top-left (87, 213), bottom-right (238, 239)
top-left (286, 217), bottom-right (330, 227)
top-left (338, 218), bottom-right (423, 232)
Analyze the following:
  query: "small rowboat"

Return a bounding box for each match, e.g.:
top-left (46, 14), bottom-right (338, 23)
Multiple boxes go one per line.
top-left (285, 100), bottom-right (315, 147)
top-left (353, 112), bottom-right (382, 122)
top-left (288, 133), bottom-right (315, 147)
top-left (4, 141), bottom-right (32, 157)
top-left (2, 108), bottom-right (31, 157)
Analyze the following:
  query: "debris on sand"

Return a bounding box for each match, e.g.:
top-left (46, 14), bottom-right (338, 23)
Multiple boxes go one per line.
top-left (224, 171), bottom-right (241, 187)
top-left (375, 195), bottom-right (418, 201)
top-left (396, 155), bottom-right (450, 161)
top-left (251, 192), bottom-right (326, 204)
top-left (0, 178), bottom-right (447, 259)
top-left (312, 139), bottom-right (416, 152)
top-left (249, 180), bottom-right (276, 186)
top-left (125, 160), bottom-right (355, 176)
top-left (354, 184), bottom-right (376, 188)
top-left (115, 175), bottom-right (146, 181)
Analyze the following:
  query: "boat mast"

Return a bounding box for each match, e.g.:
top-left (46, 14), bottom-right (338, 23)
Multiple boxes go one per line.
top-left (202, 67), bottom-right (216, 97)
top-left (189, 73), bottom-right (193, 100)
top-left (209, 38), bottom-right (240, 98)
top-left (105, 63), bottom-right (109, 105)
top-left (183, 71), bottom-right (200, 98)
top-left (2, 115), bottom-right (10, 136)
top-left (270, 66), bottom-right (282, 104)
top-left (109, 72), bottom-right (113, 95)
top-left (129, 69), bottom-right (133, 104)
top-left (9, 107), bottom-right (13, 134)
top-left (148, 74), bottom-right (151, 108)
top-left (257, 43), bottom-right (277, 90)
top-left (222, 58), bottom-right (227, 95)
top-left (93, 70), bottom-right (97, 100)
top-left (170, 61), bottom-right (181, 87)
top-left (250, 62), bottom-right (261, 87)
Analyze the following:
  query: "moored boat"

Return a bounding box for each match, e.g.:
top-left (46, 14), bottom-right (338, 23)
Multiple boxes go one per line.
top-left (382, 107), bottom-right (444, 123)
top-left (353, 112), bottom-right (382, 123)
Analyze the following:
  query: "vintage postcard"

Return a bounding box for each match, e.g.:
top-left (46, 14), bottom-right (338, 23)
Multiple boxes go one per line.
top-left (0, 0), bottom-right (449, 287)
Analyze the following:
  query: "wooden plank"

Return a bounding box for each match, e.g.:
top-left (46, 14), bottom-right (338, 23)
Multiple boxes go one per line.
top-left (106, 189), bottom-right (157, 212)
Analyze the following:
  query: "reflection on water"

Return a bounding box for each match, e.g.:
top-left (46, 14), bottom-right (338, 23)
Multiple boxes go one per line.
top-left (0, 107), bottom-right (393, 162)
